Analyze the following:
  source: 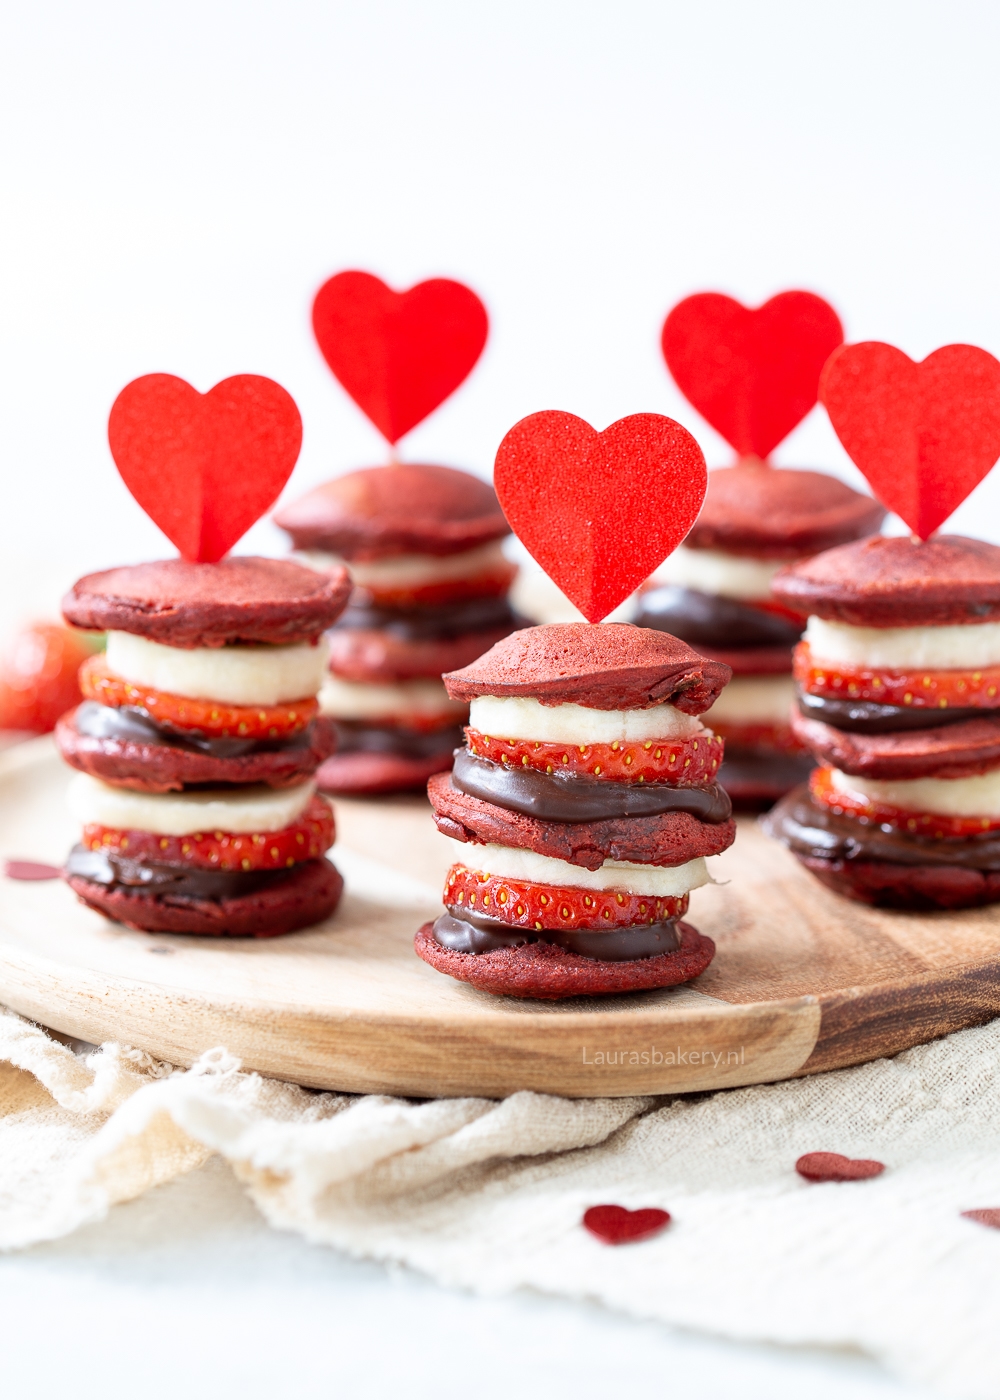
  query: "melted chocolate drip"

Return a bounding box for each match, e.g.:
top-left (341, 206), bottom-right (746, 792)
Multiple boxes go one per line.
top-left (334, 721), bottom-right (464, 759)
top-left (636, 585), bottom-right (804, 649)
top-left (797, 690), bottom-right (990, 735)
top-left (335, 595), bottom-right (517, 641)
top-left (74, 700), bottom-right (316, 759)
top-left (763, 786), bottom-right (1000, 871)
top-left (432, 907), bottom-right (681, 960)
top-left (66, 844), bottom-right (294, 898)
top-left (452, 750), bottom-right (732, 824)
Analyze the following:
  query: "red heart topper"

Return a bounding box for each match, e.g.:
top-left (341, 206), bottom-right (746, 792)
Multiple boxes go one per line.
top-left (494, 411), bottom-right (707, 623)
top-left (582, 1205), bottom-right (671, 1245)
top-left (108, 375), bottom-right (302, 564)
top-left (662, 291), bottom-right (844, 461)
top-left (312, 270), bottom-right (488, 445)
top-left (820, 342), bottom-right (1000, 540)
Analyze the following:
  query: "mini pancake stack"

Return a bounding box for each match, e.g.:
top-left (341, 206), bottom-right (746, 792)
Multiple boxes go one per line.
top-left (765, 535), bottom-right (1000, 910)
top-left (57, 556), bottom-right (351, 936)
top-left (635, 461), bottom-right (885, 806)
top-left (414, 623), bottom-right (736, 999)
top-left (275, 463), bottom-right (518, 795)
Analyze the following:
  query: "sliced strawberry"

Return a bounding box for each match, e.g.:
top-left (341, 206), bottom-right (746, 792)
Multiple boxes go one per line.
top-left (464, 728), bottom-right (723, 785)
top-left (794, 643), bottom-right (1000, 711)
top-left (360, 560), bottom-right (516, 610)
top-left (82, 795), bottom-right (335, 870)
top-left (810, 764), bottom-right (1000, 838)
top-left (79, 654), bottom-right (317, 739)
top-left (444, 863), bottom-right (689, 931)
top-left (0, 623), bottom-right (99, 733)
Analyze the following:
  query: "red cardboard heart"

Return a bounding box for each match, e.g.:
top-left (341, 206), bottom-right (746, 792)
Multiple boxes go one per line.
top-left (662, 291), bottom-right (844, 460)
top-left (494, 411), bottom-right (707, 623)
top-left (582, 1205), bottom-right (671, 1245)
top-left (962, 1208), bottom-right (1000, 1229)
top-left (795, 1152), bottom-right (885, 1182)
top-left (819, 342), bottom-right (1000, 540)
top-left (312, 270), bottom-right (488, 444)
top-left (108, 374), bottom-right (302, 563)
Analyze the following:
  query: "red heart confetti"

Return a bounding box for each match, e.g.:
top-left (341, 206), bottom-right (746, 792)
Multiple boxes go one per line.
top-left (4, 860), bottom-right (61, 881)
top-left (312, 270), bottom-right (488, 445)
top-left (662, 291), bottom-right (844, 461)
top-left (820, 342), bottom-right (1000, 540)
top-left (961, 1208), bottom-right (1000, 1229)
top-left (493, 410), bottom-right (707, 623)
top-left (582, 1204), bottom-right (671, 1245)
top-left (108, 374), bottom-right (302, 564)
top-left (796, 1152), bottom-right (885, 1182)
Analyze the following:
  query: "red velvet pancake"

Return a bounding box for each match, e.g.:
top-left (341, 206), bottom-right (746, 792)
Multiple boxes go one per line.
top-left (66, 857), bottom-right (343, 937)
top-left (444, 623), bottom-right (731, 715)
top-left (427, 771), bottom-right (736, 869)
top-left (414, 919), bottom-right (714, 999)
top-left (327, 623), bottom-right (515, 683)
top-left (684, 463), bottom-right (885, 559)
top-left (797, 854), bottom-right (1000, 911)
top-left (772, 535), bottom-right (1000, 628)
top-left (791, 709), bottom-right (1000, 781)
top-left (274, 464), bottom-right (510, 559)
top-left (63, 557), bottom-right (351, 648)
top-left (318, 749), bottom-right (454, 796)
top-left (56, 709), bottom-right (337, 794)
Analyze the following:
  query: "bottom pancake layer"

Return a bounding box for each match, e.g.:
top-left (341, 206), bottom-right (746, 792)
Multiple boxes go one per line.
top-left (414, 919), bottom-right (714, 999)
top-left (66, 856), bottom-right (344, 936)
top-left (718, 747), bottom-right (815, 809)
top-left (317, 749), bottom-right (454, 795)
top-left (796, 854), bottom-right (1000, 911)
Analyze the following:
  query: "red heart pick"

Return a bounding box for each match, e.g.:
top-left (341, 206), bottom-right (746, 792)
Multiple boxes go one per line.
top-left (312, 270), bottom-right (488, 444)
top-left (108, 374), bottom-right (302, 563)
top-left (819, 342), bottom-right (1000, 540)
top-left (582, 1205), bottom-right (671, 1245)
top-left (662, 290), bottom-right (844, 460)
top-left (494, 411), bottom-right (707, 623)
top-left (795, 1152), bottom-right (885, 1182)
top-left (962, 1208), bottom-right (1000, 1229)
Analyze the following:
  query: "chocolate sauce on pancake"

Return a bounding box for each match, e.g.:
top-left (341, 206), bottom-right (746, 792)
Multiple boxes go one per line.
top-left (452, 750), bottom-right (733, 824)
top-left (432, 907), bottom-right (682, 960)
top-left (335, 595), bottom-right (517, 642)
top-left (763, 785), bottom-right (1000, 870)
top-left (797, 690), bottom-right (988, 734)
top-left (719, 748), bottom-right (815, 791)
top-left (74, 700), bottom-right (315, 759)
top-left (334, 720), bottom-right (463, 759)
top-left (65, 844), bottom-right (296, 898)
top-left (635, 586), bottom-right (804, 649)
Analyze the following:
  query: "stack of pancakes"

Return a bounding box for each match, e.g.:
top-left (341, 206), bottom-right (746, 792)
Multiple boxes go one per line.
top-left (635, 461), bottom-right (884, 806)
top-left (766, 535), bottom-right (1000, 910)
top-left (57, 558), bottom-right (350, 936)
top-left (414, 623), bottom-right (736, 999)
top-left (275, 464), bottom-right (519, 795)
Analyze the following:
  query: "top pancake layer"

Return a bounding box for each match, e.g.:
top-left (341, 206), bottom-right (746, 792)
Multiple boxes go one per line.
top-left (685, 463), bottom-right (885, 559)
top-left (273, 464), bottom-right (510, 560)
top-left (772, 534), bottom-right (1000, 627)
top-left (63, 557), bottom-right (351, 648)
top-left (443, 623), bottom-right (731, 714)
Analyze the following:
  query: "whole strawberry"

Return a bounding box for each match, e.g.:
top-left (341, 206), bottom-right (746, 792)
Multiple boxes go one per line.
top-left (0, 623), bottom-right (101, 734)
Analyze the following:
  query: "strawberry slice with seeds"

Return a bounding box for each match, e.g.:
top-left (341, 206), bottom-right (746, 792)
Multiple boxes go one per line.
top-left (794, 643), bottom-right (1000, 712)
top-left (444, 863), bottom-right (689, 931)
top-left (464, 728), bottom-right (723, 785)
top-left (810, 765), bottom-right (1000, 838)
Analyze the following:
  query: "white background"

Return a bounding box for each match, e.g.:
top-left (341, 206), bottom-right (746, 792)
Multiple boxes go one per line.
top-left (1, 5), bottom-right (997, 1395)
top-left (2, 0), bottom-right (1000, 635)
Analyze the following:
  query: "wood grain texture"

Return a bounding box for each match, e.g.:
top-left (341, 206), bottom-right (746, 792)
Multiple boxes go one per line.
top-left (0, 740), bottom-right (997, 1097)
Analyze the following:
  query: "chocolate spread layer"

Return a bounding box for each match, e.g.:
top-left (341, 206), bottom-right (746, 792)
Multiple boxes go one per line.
top-left (432, 907), bottom-right (682, 960)
top-left (797, 690), bottom-right (988, 735)
top-left (65, 844), bottom-right (294, 898)
top-left (635, 586), bottom-right (804, 649)
top-left (452, 750), bottom-right (733, 824)
top-left (719, 748), bottom-right (815, 791)
top-left (335, 594), bottom-right (517, 641)
top-left (74, 700), bottom-right (316, 760)
top-left (334, 720), bottom-right (464, 759)
top-left (762, 786), bottom-right (1000, 870)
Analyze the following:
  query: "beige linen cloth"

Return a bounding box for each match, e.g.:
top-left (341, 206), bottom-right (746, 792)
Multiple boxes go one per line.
top-left (3, 1004), bottom-right (1000, 1398)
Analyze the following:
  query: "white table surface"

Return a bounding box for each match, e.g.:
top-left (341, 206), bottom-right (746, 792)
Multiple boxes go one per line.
top-left (0, 1155), bottom-right (928, 1400)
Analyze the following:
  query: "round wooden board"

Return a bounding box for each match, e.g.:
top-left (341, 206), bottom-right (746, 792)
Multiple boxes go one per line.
top-left (1, 739), bottom-right (1000, 1097)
